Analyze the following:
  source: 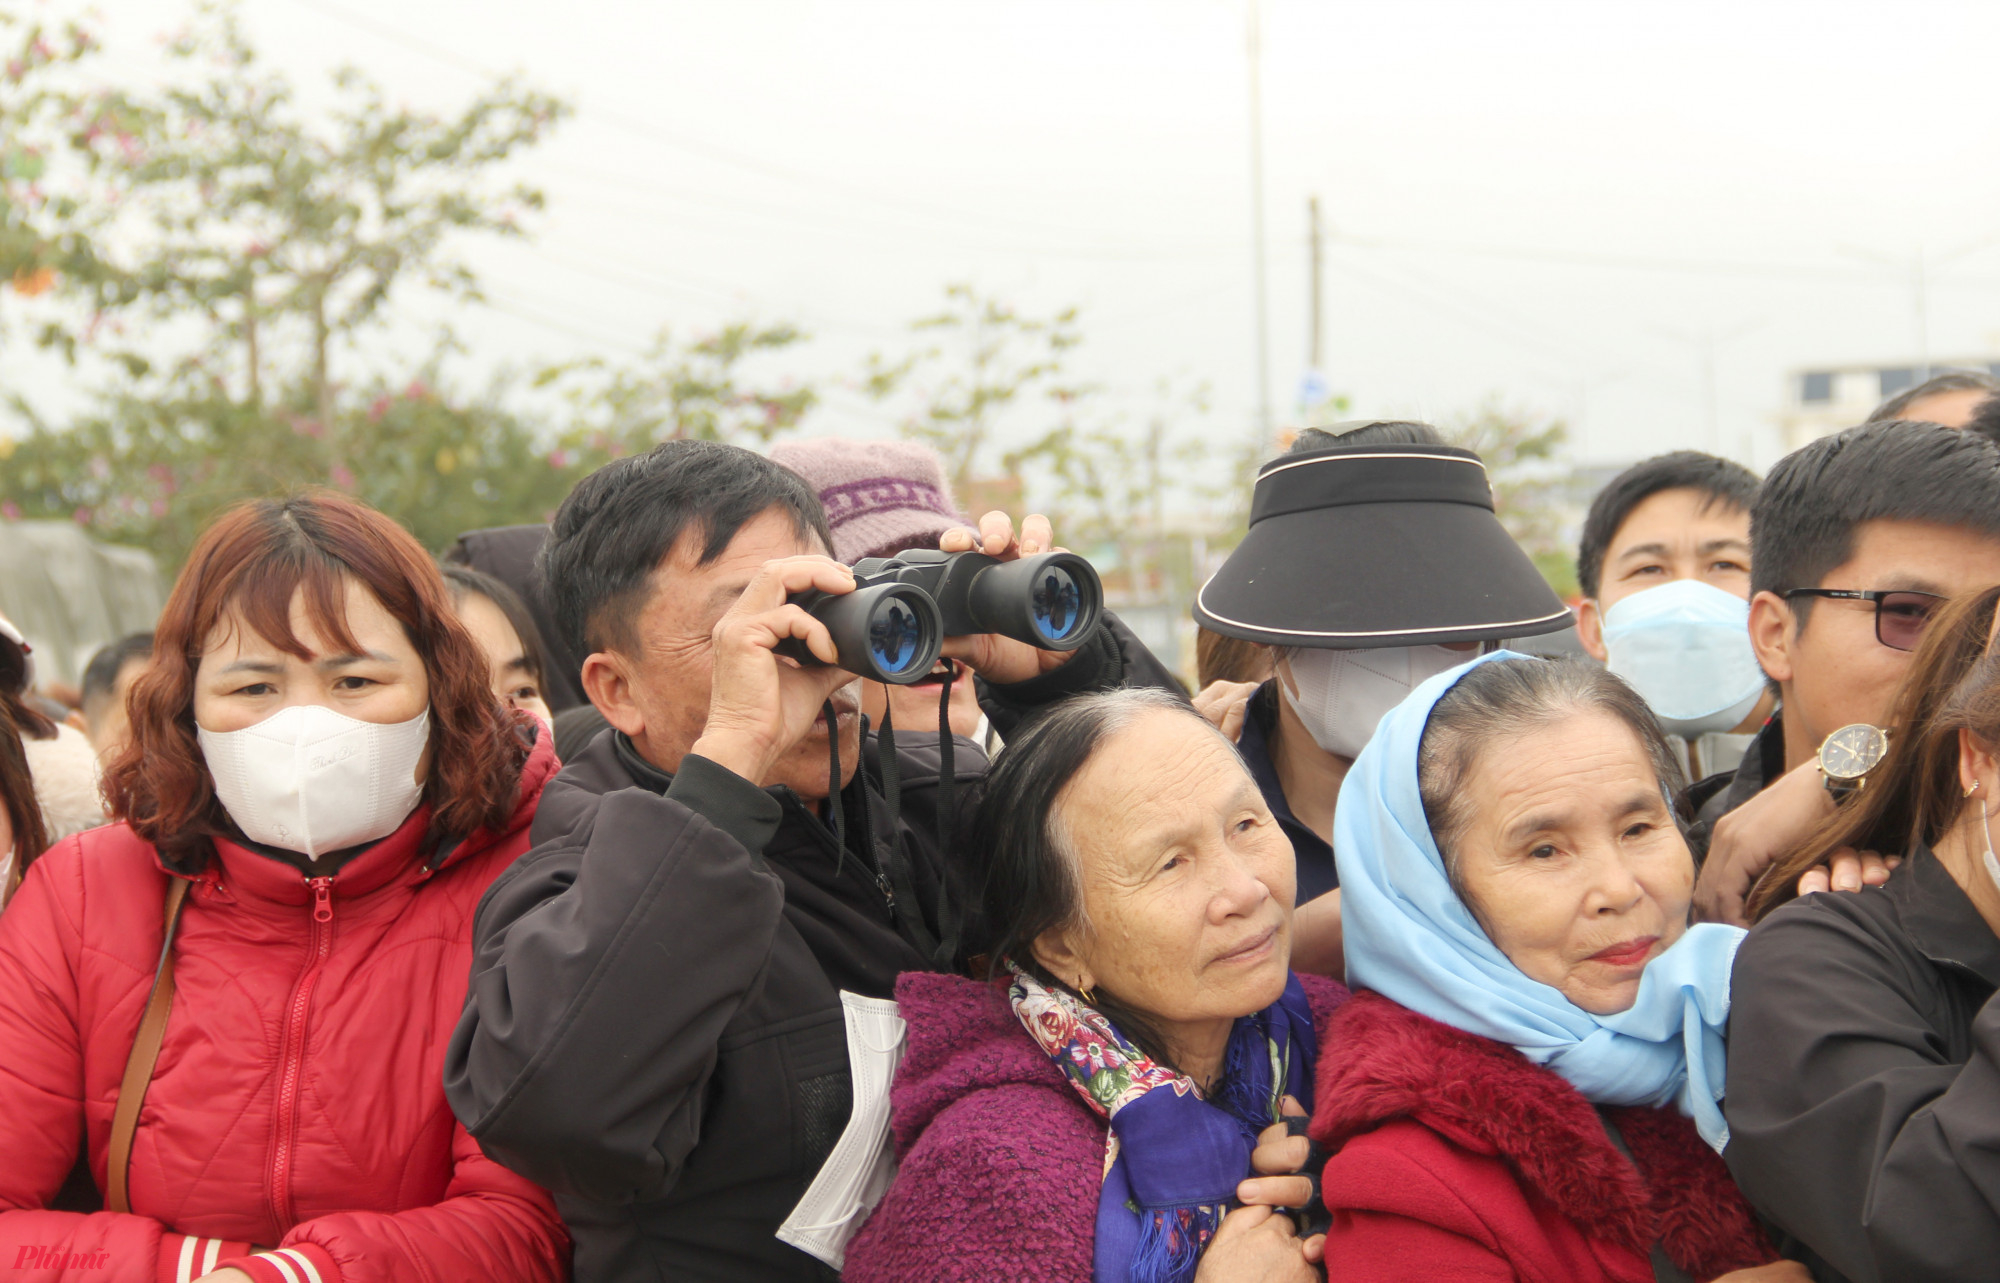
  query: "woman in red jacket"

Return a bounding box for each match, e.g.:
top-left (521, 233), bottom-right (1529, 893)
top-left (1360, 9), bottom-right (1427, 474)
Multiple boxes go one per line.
top-left (1278, 653), bottom-right (1801, 1282)
top-left (0, 491), bottom-right (569, 1283)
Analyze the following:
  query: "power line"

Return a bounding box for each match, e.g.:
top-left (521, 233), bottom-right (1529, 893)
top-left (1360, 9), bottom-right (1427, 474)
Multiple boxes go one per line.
top-left (532, 156), bottom-right (1233, 262)
top-left (1330, 230), bottom-right (1884, 284)
top-left (282, 0), bottom-right (1183, 247)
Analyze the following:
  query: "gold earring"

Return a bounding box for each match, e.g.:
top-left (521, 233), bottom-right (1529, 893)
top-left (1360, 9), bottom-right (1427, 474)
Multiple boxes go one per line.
top-left (1969, 781), bottom-right (1982, 798)
top-left (1079, 981), bottom-right (1098, 1006)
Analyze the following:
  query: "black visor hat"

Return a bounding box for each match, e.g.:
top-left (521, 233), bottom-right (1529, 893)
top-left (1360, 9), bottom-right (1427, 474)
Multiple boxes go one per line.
top-left (1194, 443), bottom-right (1573, 649)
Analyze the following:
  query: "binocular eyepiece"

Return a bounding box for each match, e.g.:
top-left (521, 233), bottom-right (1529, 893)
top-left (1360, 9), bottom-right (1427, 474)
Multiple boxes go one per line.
top-left (777, 549), bottom-right (1103, 684)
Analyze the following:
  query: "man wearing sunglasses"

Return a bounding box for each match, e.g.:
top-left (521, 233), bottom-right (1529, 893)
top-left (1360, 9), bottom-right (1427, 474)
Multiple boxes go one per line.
top-left (1692, 419), bottom-right (2000, 922)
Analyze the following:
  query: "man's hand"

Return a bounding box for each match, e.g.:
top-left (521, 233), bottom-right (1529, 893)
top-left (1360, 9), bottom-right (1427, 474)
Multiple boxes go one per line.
top-left (1194, 679), bottom-right (1262, 743)
top-left (936, 511), bottom-right (1079, 685)
top-left (1795, 848), bottom-right (1899, 896)
top-left (1693, 758), bottom-right (1828, 925)
top-left (1693, 758), bottom-right (1901, 925)
top-left (689, 555), bottom-right (861, 785)
top-left (1192, 1205), bottom-right (1322, 1281)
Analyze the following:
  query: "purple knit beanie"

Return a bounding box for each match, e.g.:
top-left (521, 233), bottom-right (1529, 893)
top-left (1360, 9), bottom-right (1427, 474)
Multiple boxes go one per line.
top-left (769, 437), bottom-right (971, 565)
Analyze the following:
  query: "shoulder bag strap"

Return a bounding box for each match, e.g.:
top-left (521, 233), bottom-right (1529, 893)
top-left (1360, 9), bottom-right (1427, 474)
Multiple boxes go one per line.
top-left (107, 876), bottom-right (190, 1215)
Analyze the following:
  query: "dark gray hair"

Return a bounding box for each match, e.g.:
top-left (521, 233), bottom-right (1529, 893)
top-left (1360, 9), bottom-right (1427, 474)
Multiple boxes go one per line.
top-left (966, 686), bottom-right (1223, 1068)
top-left (1417, 657), bottom-right (1686, 888)
top-left (541, 439), bottom-right (835, 659)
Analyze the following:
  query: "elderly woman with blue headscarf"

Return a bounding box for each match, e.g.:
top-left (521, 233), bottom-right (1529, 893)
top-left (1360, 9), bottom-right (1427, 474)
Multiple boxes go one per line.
top-left (1275, 653), bottom-right (1803, 1283)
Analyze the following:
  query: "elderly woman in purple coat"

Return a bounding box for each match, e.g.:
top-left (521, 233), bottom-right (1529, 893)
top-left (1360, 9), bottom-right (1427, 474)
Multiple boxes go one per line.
top-left (845, 689), bottom-right (1347, 1283)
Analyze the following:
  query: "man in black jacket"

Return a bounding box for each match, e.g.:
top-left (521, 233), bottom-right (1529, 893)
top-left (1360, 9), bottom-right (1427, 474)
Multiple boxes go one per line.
top-left (1690, 421), bottom-right (2000, 922)
top-left (444, 440), bottom-right (1154, 1281)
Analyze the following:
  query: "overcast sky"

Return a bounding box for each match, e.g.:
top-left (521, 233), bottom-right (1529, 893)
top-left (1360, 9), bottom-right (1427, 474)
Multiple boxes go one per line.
top-left (19, 0), bottom-right (2000, 471)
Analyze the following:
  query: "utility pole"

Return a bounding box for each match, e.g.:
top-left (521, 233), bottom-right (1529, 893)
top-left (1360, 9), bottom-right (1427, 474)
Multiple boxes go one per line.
top-left (1841, 238), bottom-right (1996, 378)
top-left (1914, 248), bottom-right (1930, 379)
top-left (1246, 0), bottom-right (1272, 446)
top-left (1308, 196), bottom-right (1324, 374)
top-left (1296, 195), bottom-right (1329, 421)
top-left (1654, 322), bottom-right (1758, 459)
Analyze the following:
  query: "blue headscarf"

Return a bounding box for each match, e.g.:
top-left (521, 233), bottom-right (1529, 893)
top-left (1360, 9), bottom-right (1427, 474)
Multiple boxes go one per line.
top-left (1335, 650), bottom-right (1745, 1150)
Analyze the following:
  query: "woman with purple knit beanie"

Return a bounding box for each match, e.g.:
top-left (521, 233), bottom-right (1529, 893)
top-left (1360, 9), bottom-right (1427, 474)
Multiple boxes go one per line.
top-left (843, 688), bottom-right (1348, 1283)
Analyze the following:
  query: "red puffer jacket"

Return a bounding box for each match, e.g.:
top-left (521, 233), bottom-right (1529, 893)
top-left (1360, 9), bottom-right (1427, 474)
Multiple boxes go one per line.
top-left (0, 732), bottom-right (568, 1283)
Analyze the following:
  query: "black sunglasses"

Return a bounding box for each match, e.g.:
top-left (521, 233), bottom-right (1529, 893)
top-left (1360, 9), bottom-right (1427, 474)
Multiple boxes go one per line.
top-left (1782, 588), bottom-right (1945, 652)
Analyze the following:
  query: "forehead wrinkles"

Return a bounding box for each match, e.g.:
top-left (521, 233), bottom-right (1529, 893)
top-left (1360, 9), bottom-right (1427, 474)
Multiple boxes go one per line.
top-left (1476, 738), bottom-right (1661, 832)
top-left (1063, 721), bottom-right (1243, 873)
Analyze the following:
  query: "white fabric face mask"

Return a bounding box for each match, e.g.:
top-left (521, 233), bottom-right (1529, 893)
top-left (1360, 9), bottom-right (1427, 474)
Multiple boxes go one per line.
top-left (1600, 580), bottom-right (1766, 738)
top-left (198, 704), bottom-right (431, 858)
top-left (1281, 644), bottom-right (1474, 760)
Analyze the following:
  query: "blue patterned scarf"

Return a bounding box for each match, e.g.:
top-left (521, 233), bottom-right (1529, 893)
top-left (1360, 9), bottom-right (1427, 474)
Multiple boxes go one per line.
top-left (1009, 966), bottom-right (1317, 1283)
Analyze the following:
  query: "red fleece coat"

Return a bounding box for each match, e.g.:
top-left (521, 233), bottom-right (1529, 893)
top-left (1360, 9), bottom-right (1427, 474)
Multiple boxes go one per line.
top-left (1311, 992), bottom-right (1777, 1283)
top-left (0, 733), bottom-right (568, 1283)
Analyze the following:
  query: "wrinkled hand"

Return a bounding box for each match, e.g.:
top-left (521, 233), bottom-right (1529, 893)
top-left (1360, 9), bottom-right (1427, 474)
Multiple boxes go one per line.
top-left (690, 555), bottom-right (860, 785)
top-left (1192, 1205), bottom-right (1322, 1281)
top-left (1194, 680), bottom-right (1261, 743)
top-left (1238, 1095), bottom-right (1316, 1211)
top-left (1712, 1262), bottom-right (1814, 1282)
top-left (937, 512), bottom-right (1078, 685)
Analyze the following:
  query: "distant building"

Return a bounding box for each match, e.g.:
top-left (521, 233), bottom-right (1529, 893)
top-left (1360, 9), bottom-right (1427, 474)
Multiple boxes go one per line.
top-left (1780, 358), bottom-right (2000, 452)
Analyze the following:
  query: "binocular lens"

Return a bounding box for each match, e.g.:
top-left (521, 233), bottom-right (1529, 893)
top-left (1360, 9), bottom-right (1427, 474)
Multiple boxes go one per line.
top-left (1029, 565), bottom-right (1086, 645)
top-left (868, 596), bottom-right (929, 676)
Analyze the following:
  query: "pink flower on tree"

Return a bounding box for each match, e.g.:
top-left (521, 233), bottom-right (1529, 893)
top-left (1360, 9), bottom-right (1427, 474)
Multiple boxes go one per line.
top-left (329, 464), bottom-right (356, 490)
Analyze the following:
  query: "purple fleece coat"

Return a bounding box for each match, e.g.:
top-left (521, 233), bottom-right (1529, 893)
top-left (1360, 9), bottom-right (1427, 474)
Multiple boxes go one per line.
top-left (843, 970), bottom-right (1350, 1283)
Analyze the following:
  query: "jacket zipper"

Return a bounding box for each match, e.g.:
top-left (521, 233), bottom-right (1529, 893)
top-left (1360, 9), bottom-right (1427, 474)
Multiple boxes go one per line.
top-left (267, 876), bottom-right (335, 1233)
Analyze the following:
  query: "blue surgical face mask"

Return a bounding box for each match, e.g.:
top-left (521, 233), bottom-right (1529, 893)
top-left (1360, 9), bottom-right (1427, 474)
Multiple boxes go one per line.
top-left (1600, 579), bottom-right (1765, 737)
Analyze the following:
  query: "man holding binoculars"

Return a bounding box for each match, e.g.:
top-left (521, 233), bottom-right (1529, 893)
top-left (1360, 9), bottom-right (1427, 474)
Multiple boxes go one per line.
top-left (446, 440), bottom-right (1164, 1283)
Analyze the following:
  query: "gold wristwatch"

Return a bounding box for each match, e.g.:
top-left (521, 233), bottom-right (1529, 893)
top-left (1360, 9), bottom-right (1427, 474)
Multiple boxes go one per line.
top-left (1818, 723), bottom-right (1888, 801)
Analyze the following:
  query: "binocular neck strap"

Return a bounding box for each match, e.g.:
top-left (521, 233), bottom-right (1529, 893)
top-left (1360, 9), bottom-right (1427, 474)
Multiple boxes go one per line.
top-left (863, 680), bottom-right (960, 972)
top-left (822, 698), bottom-right (849, 879)
top-left (931, 670), bottom-right (960, 970)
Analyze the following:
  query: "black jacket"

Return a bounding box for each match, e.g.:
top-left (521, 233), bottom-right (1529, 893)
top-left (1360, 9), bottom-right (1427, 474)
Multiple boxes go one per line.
top-left (1686, 712), bottom-right (1784, 860)
top-left (444, 627), bottom-right (1150, 1281)
top-left (1723, 846), bottom-right (2000, 1282)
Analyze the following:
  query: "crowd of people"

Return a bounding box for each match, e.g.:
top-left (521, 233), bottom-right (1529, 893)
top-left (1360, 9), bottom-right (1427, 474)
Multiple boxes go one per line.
top-left (0, 369), bottom-right (1998, 1281)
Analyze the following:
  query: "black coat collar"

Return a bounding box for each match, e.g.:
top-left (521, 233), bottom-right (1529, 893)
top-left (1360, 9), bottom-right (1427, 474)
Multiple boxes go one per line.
top-left (1889, 844), bottom-right (2000, 989)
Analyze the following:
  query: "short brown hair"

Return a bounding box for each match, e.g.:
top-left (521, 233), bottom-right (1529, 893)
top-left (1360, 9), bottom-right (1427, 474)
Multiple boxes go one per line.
top-left (104, 490), bottom-right (527, 869)
top-left (1749, 584), bottom-right (2000, 921)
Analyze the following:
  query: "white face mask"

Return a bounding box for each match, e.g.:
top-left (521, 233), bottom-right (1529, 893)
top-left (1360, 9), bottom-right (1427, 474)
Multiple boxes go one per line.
top-left (198, 704), bottom-right (431, 859)
top-left (1599, 580), bottom-right (1766, 738)
top-left (1281, 644), bottom-right (1473, 760)
top-left (1977, 798), bottom-right (2000, 898)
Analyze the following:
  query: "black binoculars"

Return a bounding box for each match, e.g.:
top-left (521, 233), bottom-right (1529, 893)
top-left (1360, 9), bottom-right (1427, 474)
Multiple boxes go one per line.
top-left (776, 548), bottom-right (1103, 684)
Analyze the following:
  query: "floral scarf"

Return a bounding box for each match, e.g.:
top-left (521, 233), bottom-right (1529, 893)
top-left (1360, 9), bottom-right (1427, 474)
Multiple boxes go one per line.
top-left (1008, 965), bottom-right (1317, 1283)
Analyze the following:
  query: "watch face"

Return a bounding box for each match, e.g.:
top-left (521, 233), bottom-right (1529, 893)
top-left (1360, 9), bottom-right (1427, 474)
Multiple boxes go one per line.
top-left (1821, 723), bottom-right (1889, 780)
